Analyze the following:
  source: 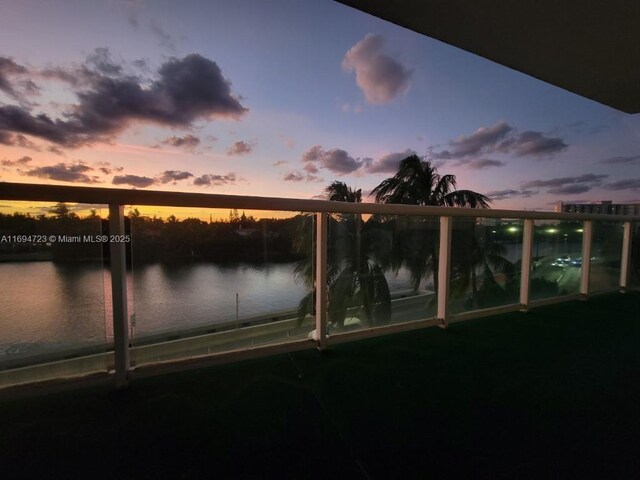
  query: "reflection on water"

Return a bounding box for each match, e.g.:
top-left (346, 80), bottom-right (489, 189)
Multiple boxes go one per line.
top-left (0, 262), bottom-right (109, 360)
top-left (0, 261), bottom-right (420, 362)
top-left (0, 238), bottom-right (621, 364)
top-left (129, 263), bottom-right (310, 337)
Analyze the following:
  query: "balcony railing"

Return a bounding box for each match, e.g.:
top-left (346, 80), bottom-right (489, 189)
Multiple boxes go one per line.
top-left (0, 182), bottom-right (638, 390)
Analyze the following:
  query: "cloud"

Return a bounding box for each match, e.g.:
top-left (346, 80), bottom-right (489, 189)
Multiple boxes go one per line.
top-left (431, 121), bottom-right (567, 161)
top-left (485, 189), bottom-right (538, 200)
top-left (436, 122), bottom-right (513, 159)
top-left (272, 160), bottom-right (288, 167)
top-left (47, 146), bottom-right (65, 156)
top-left (0, 133), bottom-right (40, 150)
top-left (23, 162), bottom-right (100, 183)
top-left (283, 171), bottom-right (304, 182)
top-left (95, 161), bottom-right (123, 175)
top-left (520, 173), bottom-right (607, 195)
top-left (282, 170), bottom-right (322, 182)
top-left (521, 174), bottom-right (608, 189)
top-left (193, 173), bottom-right (237, 187)
top-left (160, 134), bottom-right (201, 150)
top-left (0, 51), bottom-right (247, 147)
top-left (547, 184), bottom-right (593, 195)
top-left (467, 159), bottom-right (505, 169)
top-left (602, 179), bottom-right (640, 191)
top-left (85, 47), bottom-right (123, 76)
top-left (150, 20), bottom-right (177, 51)
top-left (158, 170), bottom-right (193, 184)
top-left (227, 140), bottom-right (252, 156)
top-left (365, 149), bottom-right (415, 174)
top-left (506, 131), bottom-right (568, 157)
top-left (342, 34), bottom-right (412, 104)
top-left (112, 174), bottom-right (156, 188)
top-left (0, 57), bottom-right (29, 101)
top-left (302, 145), bottom-right (368, 175)
top-left (1, 155), bottom-right (32, 167)
top-left (600, 154), bottom-right (640, 165)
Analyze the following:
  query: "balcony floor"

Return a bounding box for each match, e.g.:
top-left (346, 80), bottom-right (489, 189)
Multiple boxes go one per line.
top-left (1, 292), bottom-right (639, 479)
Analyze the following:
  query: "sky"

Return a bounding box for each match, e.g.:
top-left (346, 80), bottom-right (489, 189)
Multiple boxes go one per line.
top-left (1, 0), bottom-right (639, 219)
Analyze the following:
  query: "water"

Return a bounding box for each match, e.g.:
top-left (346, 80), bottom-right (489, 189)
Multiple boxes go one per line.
top-left (0, 239), bottom-right (582, 364)
top-left (0, 260), bottom-right (419, 363)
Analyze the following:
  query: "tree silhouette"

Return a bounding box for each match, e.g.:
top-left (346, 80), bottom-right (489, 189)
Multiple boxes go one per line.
top-left (371, 155), bottom-right (491, 208)
top-left (296, 181), bottom-right (391, 329)
top-left (371, 155), bottom-right (491, 297)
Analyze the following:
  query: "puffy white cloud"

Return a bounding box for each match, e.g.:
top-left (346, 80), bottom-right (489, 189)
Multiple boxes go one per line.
top-left (342, 34), bottom-right (412, 104)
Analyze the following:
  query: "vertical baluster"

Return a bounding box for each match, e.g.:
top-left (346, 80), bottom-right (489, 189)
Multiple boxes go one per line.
top-left (437, 216), bottom-right (452, 327)
top-left (109, 204), bottom-right (130, 387)
top-left (620, 222), bottom-right (632, 291)
top-left (520, 219), bottom-right (534, 309)
top-left (579, 220), bottom-right (593, 298)
top-left (315, 212), bottom-right (328, 349)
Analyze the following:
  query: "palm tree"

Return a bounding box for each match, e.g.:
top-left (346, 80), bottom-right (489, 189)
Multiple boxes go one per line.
top-left (371, 155), bottom-right (491, 207)
top-left (325, 180), bottom-right (362, 204)
top-left (371, 154), bottom-right (491, 298)
top-left (296, 181), bottom-right (391, 329)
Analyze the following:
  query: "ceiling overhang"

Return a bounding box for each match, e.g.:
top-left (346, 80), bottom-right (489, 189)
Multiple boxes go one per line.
top-left (337, 1), bottom-right (640, 114)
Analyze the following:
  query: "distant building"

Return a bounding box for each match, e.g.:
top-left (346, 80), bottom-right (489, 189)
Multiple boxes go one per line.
top-left (555, 200), bottom-right (640, 216)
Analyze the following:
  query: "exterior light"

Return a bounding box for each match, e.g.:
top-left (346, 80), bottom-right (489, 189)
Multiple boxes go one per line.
top-left (546, 228), bottom-right (558, 234)
top-left (507, 226), bottom-right (519, 233)
top-left (576, 228), bottom-right (583, 233)
top-left (491, 230), bottom-right (497, 233)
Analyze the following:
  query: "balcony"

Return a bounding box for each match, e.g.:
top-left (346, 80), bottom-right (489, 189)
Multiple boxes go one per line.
top-left (1, 290), bottom-right (638, 477)
top-left (0, 182), bottom-right (638, 392)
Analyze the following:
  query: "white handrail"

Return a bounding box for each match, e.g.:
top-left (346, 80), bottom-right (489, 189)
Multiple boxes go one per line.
top-left (2, 182), bottom-right (640, 222)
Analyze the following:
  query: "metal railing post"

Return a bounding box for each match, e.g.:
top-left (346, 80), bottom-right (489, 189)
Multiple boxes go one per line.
top-left (520, 219), bottom-right (534, 310)
top-left (315, 212), bottom-right (328, 350)
top-left (579, 220), bottom-right (593, 298)
top-left (109, 204), bottom-right (130, 388)
top-left (437, 216), bottom-right (452, 327)
top-left (620, 222), bottom-right (632, 291)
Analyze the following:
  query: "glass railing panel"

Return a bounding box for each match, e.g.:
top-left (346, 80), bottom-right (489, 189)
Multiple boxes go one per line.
top-left (324, 212), bottom-right (438, 335)
top-left (127, 207), bottom-right (314, 366)
top-left (0, 201), bottom-right (109, 387)
top-left (590, 221), bottom-right (623, 291)
top-left (449, 217), bottom-right (522, 314)
top-left (530, 220), bottom-right (583, 300)
top-left (630, 223), bottom-right (640, 290)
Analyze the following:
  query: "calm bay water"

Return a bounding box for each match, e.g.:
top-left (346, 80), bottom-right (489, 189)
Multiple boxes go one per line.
top-left (0, 240), bottom-right (579, 363)
top-left (0, 261), bottom-right (418, 361)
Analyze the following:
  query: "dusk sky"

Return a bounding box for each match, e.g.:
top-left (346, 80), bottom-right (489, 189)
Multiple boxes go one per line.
top-left (1, 0), bottom-right (640, 217)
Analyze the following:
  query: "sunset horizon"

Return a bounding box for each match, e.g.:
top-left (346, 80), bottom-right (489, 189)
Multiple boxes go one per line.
top-left (1, 0), bottom-right (639, 214)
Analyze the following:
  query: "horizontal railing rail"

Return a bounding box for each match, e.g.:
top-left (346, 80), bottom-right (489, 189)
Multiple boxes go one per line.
top-left (2, 182), bottom-right (640, 222)
top-left (0, 181), bottom-right (637, 391)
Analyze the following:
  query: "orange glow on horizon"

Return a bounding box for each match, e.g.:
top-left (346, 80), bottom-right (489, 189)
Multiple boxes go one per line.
top-left (0, 201), bottom-right (298, 221)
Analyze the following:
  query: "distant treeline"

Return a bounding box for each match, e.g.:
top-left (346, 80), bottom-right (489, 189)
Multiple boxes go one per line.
top-left (0, 204), bottom-right (306, 264)
top-left (0, 203), bottom-right (626, 266)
